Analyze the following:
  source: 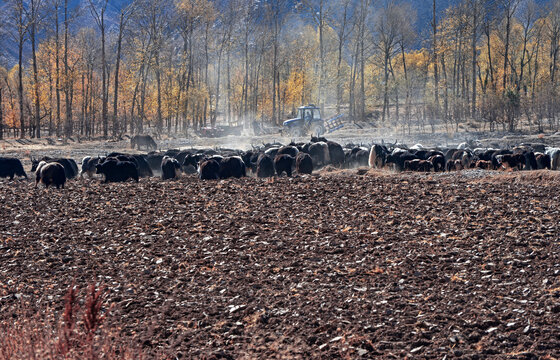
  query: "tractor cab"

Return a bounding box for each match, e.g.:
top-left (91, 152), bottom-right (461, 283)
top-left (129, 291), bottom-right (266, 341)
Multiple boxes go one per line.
top-left (282, 104), bottom-right (325, 136)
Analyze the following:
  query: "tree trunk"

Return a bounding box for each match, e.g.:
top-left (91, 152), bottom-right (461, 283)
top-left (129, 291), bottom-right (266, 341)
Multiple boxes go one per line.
top-left (349, 40), bottom-right (359, 121)
top-left (243, 24), bottom-right (249, 118)
top-left (86, 64), bottom-right (92, 137)
top-left (17, 1), bottom-right (25, 139)
top-left (130, 74), bottom-right (139, 135)
top-left (400, 43), bottom-right (411, 132)
top-left (272, 36), bottom-right (278, 124)
top-left (518, 23), bottom-right (529, 93)
top-left (503, 13), bottom-right (511, 90)
top-left (139, 62), bottom-right (150, 134)
top-left (55, 0), bottom-right (62, 137)
top-left (101, 10), bottom-right (107, 137)
top-left (214, 33), bottom-right (226, 128)
top-left (64, 0), bottom-right (73, 138)
top-left (81, 72), bottom-right (85, 135)
top-left (485, 24), bottom-right (495, 89)
top-left (550, 31), bottom-right (559, 86)
top-left (318, 0), bottom-right (325, 116)
top-left (433, 0), bottom-right (440, 115)
top-left (471, 1), bottom-right (477, 117)
top-left (113, 11), bottom-right (126, 137)
top-left (155, 52), bottom-right (163, 133)
top-left (0, 88), bottom-right (3, 140)
top-left (31, 0), bottom-right (41, 138)
top-left (359, 3), bottom-right (366, 122)
top-left (382, 50), bottom-right (389, 123)
top-left (336, 3), bottom-right (349, 115)
top-left (441, 54), bottom-right (450, 131)
top-left (48, 68), bottom-right (53, 136)
top-left (227, 49), bottom-right (232, 125)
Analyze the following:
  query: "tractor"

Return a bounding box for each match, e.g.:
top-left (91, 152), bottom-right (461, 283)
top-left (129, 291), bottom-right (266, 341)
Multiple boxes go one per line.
top-left (282, 105), bottom-right (326, 137)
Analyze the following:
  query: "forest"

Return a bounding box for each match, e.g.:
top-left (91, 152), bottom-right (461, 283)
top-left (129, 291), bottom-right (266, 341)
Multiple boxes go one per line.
top-left (0, 0), bottom-right (559, 139)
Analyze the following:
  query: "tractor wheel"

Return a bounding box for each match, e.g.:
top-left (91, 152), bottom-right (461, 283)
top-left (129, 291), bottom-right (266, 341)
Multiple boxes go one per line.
top-left (312, 124), bottom-right (326, 137)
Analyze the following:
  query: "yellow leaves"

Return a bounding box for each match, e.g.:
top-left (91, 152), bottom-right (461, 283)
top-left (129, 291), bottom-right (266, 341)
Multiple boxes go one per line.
top-left (405, 50), bottom-right (430, 70)
top-left (243, 310), bottom-right (266, 328)
top-left (2, 236), bottom-right (14, 244)
top-left (175, 0), bottom-right (215, 23)
top-left (284, 69), bottom-right (307, 106)
top-left (450, 274), bottom-right (466, 283)
top-left (366, 267), bottom-right (384, 275)
top-left (334, 267), bottom-right (357, 276)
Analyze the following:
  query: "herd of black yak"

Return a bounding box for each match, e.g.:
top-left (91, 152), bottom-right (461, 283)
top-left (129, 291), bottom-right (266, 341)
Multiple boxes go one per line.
top-left (1, 135), bottom-right (559, 189)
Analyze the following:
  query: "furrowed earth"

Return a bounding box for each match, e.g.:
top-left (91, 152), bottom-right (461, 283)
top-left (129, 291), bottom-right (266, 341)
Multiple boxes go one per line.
top-left (1, 170), bottom-right (559, 358)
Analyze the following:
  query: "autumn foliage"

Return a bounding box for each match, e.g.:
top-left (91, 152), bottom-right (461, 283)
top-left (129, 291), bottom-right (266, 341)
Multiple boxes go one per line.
top-left (2, 0), bottom-right (560, 139)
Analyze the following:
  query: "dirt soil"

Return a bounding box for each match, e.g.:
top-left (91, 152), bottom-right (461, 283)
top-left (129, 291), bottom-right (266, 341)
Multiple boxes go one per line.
top-left (0, 169), bottom-right (559, 359)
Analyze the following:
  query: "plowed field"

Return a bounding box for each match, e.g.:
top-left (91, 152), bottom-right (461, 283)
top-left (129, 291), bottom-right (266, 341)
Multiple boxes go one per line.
top-left (1, 170), bottom-right (559, 358)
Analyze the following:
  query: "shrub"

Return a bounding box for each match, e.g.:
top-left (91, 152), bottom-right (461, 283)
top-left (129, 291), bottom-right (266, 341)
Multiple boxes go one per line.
top-left (0, 284), bottom-right (142, 360)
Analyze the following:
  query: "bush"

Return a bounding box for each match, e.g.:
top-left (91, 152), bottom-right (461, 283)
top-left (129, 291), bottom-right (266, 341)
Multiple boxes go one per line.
top-left (0, 284), bottom-right (142, 360)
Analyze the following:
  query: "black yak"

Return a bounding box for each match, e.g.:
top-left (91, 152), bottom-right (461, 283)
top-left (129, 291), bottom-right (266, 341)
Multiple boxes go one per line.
top-left (80, 156), bottom-right (104, 178)
top-left (296, 152), bottom-right (313, 174)
top-left (199, 159), bottom-right (221, 180)
top-left (96, 160), bottom-right (139, 183)
top-left (274, 154), bottom-right (295, 177)
top-left (131, 134), bottom-right (157, 150)
top-left (219, 156), bottom-right (246, 179)
top-left (161, 156), bottom-right (181, 180)
top-left (35, 161), bottom-right (66, 189)
top-left (31, 157), bottom-right (78, 179)
top-left (368, 144), bottom-right (387, 168)
top-left (0, 157), bottom-right (27, 179)
top-left (256, 154), bottom-right (275, 178)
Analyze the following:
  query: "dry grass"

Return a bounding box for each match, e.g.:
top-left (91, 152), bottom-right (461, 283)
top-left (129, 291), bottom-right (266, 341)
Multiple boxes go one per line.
top-left (478, 169), bottom-right (560, 185)
top-left (0, 284), bottom-right (142, 360)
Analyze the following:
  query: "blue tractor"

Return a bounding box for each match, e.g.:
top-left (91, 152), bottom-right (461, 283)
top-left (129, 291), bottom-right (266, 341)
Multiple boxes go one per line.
top-left (282, 105), bottom-right (326, 137)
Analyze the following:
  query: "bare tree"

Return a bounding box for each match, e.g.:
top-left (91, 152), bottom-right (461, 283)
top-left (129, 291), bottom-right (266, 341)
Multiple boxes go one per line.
top-left (549, 0), bottom-right (560, 87)
top-left (517, 0), bottom-right (538, 93)
top-left (301, 0), bottom-right (329, 115)
top-left (267, 0), bottom-right (287, 125)
top-left (396, 3), bottom-right (416, 130)
top-left (47, 0), bottom-right (63, 137)
top-left (9, 0), bottom-right (30, 138)
top-left (88, 0), bottom-right (108, 137)
top-left (374, 0), bottom-right (410, 123)
top-left (28, 0), bottom-right (44, 138)
top-left (0, 85), bottom-right (3, 140)
top-left (469, 0), bottom-right (484, 117)
top-left (499, 0), bottom-right (521, 90)
top-left (432, 0), bottom-right (440, 117)
top-left (112, 3), bottom-right (133, 137)
top-left (482, 5), bottom-right (496, 90)
top-left (240, 1), bottom-right (257, 120)
top-left (213, 2), bottom-right (235, 127)
top-left (348, 0), bottom-right (370, 122)
top-left (328, 0), bottom-right (353, 115)
top-left (63, 0), bottom-right (73, 137)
